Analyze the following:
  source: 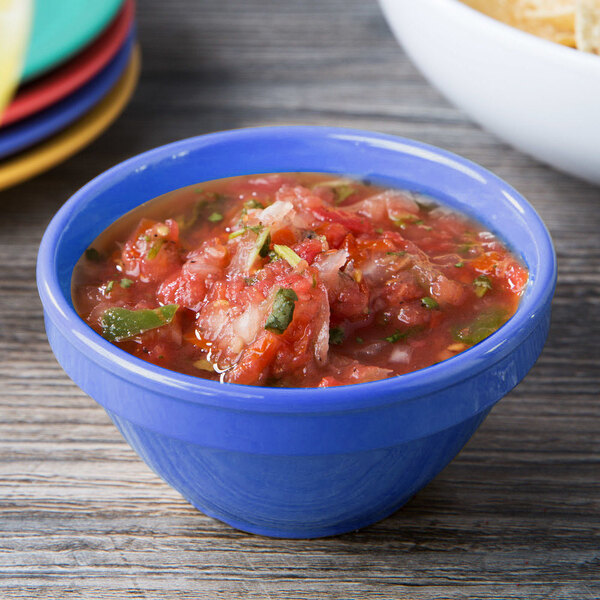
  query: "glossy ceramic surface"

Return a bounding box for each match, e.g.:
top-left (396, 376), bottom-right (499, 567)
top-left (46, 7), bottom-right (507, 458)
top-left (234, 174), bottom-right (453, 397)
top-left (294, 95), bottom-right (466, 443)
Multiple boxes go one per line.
top-left (37, 127), bottom-right (557, 538)
top-left (379, 0), bottom-right (600, 185)
top-left (0, 34), bottom-right (133, 160)
top-left (0, 45), bottom-right (140, 192)
top-left (22, 0), bottom-right (123, 81)
top-left (1, 0), bottom-right (134, 127)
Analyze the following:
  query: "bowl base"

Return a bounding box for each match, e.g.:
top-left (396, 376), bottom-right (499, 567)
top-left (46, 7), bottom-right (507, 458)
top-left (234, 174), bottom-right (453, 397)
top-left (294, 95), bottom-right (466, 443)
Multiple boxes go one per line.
top-left (184, 491), bottom-right (417, 539)
top-left (107, 407), bottom-right (491, 539)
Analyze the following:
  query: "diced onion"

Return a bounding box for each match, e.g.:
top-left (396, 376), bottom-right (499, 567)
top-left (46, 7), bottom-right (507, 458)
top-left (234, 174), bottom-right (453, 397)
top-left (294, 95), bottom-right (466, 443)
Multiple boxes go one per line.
top-left (259, 200), bottom-right (294, 226)
top-left (389, 347), bottom-right (411, 363)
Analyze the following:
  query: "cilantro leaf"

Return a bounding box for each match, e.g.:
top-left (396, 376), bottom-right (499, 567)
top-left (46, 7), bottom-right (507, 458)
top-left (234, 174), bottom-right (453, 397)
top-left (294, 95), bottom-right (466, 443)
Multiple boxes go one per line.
top-left (265, 288), bottom-right (298, 335)
top-left (385, 330), bottom-right (408, 343)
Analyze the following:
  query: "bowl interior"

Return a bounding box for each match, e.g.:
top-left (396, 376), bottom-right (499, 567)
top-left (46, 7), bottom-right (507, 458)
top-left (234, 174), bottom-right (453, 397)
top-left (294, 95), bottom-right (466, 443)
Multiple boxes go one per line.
top-left (54, 127), bottom-right (551, 301)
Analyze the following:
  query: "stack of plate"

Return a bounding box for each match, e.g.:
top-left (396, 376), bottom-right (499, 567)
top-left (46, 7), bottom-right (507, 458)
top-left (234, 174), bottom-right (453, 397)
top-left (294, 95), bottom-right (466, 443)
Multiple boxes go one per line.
top-left (0, 0), bottom-right (140, 191)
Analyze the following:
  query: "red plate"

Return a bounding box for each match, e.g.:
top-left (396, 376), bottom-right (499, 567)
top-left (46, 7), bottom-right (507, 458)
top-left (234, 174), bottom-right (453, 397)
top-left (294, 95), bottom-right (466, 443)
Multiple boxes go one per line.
top-left (1, 0), bottom-right (135, 127)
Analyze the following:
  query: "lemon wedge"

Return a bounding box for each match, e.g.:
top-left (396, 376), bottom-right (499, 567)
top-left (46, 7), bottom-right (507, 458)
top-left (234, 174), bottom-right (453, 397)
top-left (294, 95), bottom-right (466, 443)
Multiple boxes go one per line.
top-left (0, 0), bottom-right (33, 116)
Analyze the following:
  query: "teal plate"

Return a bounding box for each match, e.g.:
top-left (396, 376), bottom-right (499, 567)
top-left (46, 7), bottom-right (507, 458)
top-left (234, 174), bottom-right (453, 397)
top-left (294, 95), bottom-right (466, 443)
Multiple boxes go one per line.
top-left (22, 0), bottom-right (124, 81)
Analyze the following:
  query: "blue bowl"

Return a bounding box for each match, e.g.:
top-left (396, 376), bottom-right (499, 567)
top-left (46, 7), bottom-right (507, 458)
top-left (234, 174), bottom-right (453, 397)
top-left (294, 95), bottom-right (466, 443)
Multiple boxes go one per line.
top-left (37, 127), bottom-right (556, 538)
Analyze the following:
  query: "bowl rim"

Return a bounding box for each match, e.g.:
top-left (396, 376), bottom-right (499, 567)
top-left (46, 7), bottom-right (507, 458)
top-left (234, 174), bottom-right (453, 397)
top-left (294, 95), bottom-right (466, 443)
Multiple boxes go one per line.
top-left (37, 126), bottom-right (557, 414)
top-left (416, 0), bottom-right (600, 71)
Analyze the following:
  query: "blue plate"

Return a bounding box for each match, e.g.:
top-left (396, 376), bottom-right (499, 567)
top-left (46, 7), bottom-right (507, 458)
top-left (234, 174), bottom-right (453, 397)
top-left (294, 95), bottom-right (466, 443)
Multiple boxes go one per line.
top-left (0, 32), bottom-right (134, 161)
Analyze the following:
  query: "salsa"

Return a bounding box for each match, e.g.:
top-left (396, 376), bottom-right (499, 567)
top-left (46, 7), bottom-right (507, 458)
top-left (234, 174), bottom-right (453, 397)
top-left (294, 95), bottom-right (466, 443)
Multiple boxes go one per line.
top-left (72, 173), bottom-right (528, 388)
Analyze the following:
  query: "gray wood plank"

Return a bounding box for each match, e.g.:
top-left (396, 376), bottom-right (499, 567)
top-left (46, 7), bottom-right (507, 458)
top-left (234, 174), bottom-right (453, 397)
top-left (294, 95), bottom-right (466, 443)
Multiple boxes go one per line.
top-left (0, 0), bottom-right (598, 598)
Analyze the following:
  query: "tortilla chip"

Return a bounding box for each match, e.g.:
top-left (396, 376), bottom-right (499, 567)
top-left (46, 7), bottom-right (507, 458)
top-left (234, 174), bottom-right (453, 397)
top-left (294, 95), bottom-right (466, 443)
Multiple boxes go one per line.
top-left (516, 3), bottom-right (577, 46)
top-left (576, 0), bottom-right (600, 53)
top-left (460, 0), bottom-right (517, 22)
top-left (520, 0), bottom-right (574, 14)
top-left (461, 0), bottom-right (577, 46)
top-left (462, 0), bottom-right (600, 52)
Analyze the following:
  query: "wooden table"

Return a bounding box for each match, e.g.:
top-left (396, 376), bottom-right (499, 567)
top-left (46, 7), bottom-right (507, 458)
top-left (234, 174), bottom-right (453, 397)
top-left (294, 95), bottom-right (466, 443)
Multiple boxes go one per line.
top-left (1, 1), bottom-right (598, 598)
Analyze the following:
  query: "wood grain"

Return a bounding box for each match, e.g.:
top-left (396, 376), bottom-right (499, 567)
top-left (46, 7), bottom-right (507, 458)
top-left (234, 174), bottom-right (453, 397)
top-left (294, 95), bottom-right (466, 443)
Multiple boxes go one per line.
top-left (0, 0), bottom-right (599, 598)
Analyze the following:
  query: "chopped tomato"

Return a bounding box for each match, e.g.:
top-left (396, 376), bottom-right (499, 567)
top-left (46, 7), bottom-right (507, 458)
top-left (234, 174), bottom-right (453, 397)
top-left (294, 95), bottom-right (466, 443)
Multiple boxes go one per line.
top-left (311, 205), bottom-right (373, 235)
top-left (226, 332), bottom-right (282, 386)
top-left (316, 222), bottom-right (347, 248)
top-left (271, 226), bottom-right (296, 247)
top-left (73, 173), bottom-right (527, 387)
top-left (121, 219), bottom-right (182, 283)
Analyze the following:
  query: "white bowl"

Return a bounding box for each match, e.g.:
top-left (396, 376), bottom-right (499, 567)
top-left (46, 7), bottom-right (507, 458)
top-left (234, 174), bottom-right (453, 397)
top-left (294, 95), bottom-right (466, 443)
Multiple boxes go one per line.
top-left (379, 0), bottom-right (600, 185)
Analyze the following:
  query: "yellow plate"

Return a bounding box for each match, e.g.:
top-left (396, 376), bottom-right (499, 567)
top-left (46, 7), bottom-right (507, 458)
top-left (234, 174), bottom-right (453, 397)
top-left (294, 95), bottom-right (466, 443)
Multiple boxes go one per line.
top-left (0, 44), bottom-right (140, 192)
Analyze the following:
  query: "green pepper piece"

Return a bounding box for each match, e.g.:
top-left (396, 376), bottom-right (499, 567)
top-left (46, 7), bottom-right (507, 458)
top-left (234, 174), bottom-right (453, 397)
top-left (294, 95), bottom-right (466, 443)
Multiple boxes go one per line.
top-left (329, 327), bottom-right (345, 345)
top-left (453, 309), bottom-right (507, 345)
top-left (208, 212), bottom-right (223, 222)
top-left (421, 297), bottom-right (439, 310)
top-left (244, 199), bottom-right (265, 209)
top-left (258, 232), bottom-right (272, 258)
top-left (333, 184), bottom-right (355, 205)
top-left (146, 239), bottom-right (164, 260)
top-left (85, 248), bottom-right (103, 262)
top-left (273, 244), bottom-right (302, 268)
top-left (101, 304), bottom-right (179, 342)
top-left (473, 275), bottom-right (493, 298)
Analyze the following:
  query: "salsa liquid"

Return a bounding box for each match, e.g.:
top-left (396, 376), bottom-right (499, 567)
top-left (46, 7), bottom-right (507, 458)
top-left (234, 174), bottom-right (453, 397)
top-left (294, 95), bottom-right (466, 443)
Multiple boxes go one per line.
top-left (73, 173), bottom-right (528, 387)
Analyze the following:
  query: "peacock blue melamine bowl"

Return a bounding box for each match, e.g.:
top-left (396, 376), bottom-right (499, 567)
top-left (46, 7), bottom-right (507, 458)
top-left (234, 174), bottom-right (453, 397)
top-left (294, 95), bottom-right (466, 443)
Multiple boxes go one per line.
top-left (37, 126), bottom-right (556, 538)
